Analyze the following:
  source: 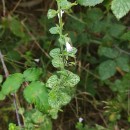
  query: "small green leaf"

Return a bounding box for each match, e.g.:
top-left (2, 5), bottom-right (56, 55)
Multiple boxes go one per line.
top-left (9, 123), bottom-right (20, 130)
top-left (111, 0), bottom-right (130, 19)
top-left (49, 26), bottom-right (59, 34)
top-left (46, 75), bottom-right (59, 89)
top-left (1, 73), bottom-right (23, 95)
top-left (49, 48), bottom-right (61, 58)
top-left (23, 81), bottom-right (50, 112)
top-left (47, 9), bottom-right (57, 19)
top-left (99, 60), bottom-right (116, 80)
top-left (98, 47), bottom-right (119, 59)
top-left (77, 0), bottom-right (104, 6)
top-left (52, 57), bottom-right (64, 68)
top-left (116, 56), bottom-right (129, 72)
top-left (58, 0), bottom-right (77, 10)
top-left (23, 68), bottom-right (42, 81)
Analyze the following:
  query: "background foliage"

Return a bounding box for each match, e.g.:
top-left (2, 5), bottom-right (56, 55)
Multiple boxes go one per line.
top-left (0, 0), bottom-right (130, 129)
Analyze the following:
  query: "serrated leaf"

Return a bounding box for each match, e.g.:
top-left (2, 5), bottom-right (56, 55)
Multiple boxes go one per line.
top-left (49, 48), bottom-right (61, 58)
top-left (49, 26), bottom-right (59, 34)
top-left (1, 73), bottom-right (23, 95)
top-left (111, 0), bottom-right (130, 19)
top-left (46, 75), bottom-right (59, 89)
top-left (47, 9), bottom-right (57, 19)
top-left (48, 87), bottom-right (71, 108)
top-left (23, 81), bottom-right (49, 112)
top-left (99, 60), bottom-right (116, 80)
top-left (115, 56), bottom-right (129, 72)
top-left (77, 0), bottom-right (104, 6)
top-left (98, 47), bottom-right (119, 59)
top-left (59, 70), bottom-right (80, 87)
top-left (52, 57), bottom-right (64, 68)
top-left (23, 68), bottom-right (42, 81)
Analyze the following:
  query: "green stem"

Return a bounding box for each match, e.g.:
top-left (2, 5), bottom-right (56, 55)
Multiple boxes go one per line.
top-left (57, 3), bottom-right (65, 69)
top-left (58, 4), bottom-right (63, 52)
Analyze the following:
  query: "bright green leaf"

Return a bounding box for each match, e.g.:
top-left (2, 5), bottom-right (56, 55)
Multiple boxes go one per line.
top-left (99, 60), bottom-right (116, 80)
top-left (47, 9), bottom-right (57, 19)
top-left (49, 26), bottom-right (59, 34)
top-left (52, 57), bottom-right (64, 68)
top-left (58, 0), bottom-right (77, 10)
top-left (111, 0), bottom-right (130, 19)
top-left (48, 87), bottom-right (71, 108)
top-left (1, 73), bottom-right (23, 95)
top-left (46, 75), bottom-right (59, 89)
top-left (77, 0), bottom-right (104, 6)
top-left (49, 48), bottom-right (61, 58)
top-left (98, 47), bottom-right (119, 59)
top-left (58, 70), bottom-right (80, 87)
top-left (9, 123), bottom-right (20, 130)
top-left (23, 81), bottom-right (50, 112)
top-left (23, 68), bottom-right (42, 81)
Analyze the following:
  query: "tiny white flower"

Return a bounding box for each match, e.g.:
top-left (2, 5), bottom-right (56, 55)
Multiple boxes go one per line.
top-left (58, 10), bottom-right (64, 19)
top-left (66, 42), bottom-right (73, 52)
top-left (34, 59), bottom-right (40, 63)
top-left (79, 117), bottom-right (83, 123)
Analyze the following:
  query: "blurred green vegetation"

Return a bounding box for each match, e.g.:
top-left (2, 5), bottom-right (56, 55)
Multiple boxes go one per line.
top-left (0, 0), bottom-right (130, 129)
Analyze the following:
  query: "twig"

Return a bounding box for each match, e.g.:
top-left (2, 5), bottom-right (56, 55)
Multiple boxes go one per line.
top-left (114, 45), bottom-right (130, 55)
top-left (77, 63), bottom-right (100, 79)
top-left (2, 0), bottom-right (6, 16)
top-left (11, 0), bottom-right (22, 14)
top-left (22, 22), bottom-right (51, 59)
top-left (18, 0), bottom-right (42, 8)
top-left (0, 51), bottom-right (22, 128)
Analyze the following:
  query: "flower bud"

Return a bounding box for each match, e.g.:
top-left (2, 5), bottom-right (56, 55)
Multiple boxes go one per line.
top-left (66, 42), bottom-right (73, 52)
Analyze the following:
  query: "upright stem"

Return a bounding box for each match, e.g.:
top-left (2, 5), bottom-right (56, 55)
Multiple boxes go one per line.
top-left (58, 4), bottom-right (63, 52)
top-left (57, 4), bottom-right (65, 69)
